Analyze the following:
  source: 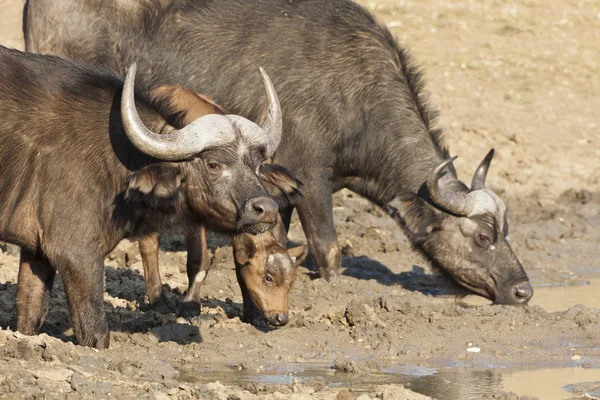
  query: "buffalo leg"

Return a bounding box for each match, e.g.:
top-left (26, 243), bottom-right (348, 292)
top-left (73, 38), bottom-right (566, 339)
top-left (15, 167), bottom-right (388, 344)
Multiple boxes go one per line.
top-left (296, 176), bottom-right (341, 281)
top-left (60, 260), bottom-right (109, 349)
top-left (16, 250), bottom-right (56, 335)
top-left (138, 232), bottom-right (165, 308)
top-left (179, 225), bottom-right (211, 318)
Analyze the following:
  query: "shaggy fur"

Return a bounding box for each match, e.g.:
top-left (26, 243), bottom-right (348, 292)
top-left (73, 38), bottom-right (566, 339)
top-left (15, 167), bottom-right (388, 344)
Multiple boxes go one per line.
top-left (24, 0), bottom-right (530, 301)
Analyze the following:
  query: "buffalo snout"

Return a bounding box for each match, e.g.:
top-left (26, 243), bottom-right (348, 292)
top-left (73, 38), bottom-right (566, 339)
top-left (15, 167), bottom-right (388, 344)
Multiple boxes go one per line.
top-left (511, 281), bottom-right (533, 304)
top-left (241, 196), bottom-right (278, 232)
top-left (494, 280), bottom-right (533, 305)
top-left (266, 312), bottom-right (289, 327)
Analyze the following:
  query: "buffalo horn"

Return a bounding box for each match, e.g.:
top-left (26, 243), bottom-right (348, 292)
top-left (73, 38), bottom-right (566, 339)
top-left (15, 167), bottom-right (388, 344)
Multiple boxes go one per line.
top-left (121, 63), bottom-right (236, 161)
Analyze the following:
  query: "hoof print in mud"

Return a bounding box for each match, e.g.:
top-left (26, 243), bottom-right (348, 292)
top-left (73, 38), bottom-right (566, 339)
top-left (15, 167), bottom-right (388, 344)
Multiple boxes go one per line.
top-left (145, 295), bottom-right (176, 315)
top-left (178, 301), bottom-right (202, 320)
top-left (0, 0), bottom-right (595, 398)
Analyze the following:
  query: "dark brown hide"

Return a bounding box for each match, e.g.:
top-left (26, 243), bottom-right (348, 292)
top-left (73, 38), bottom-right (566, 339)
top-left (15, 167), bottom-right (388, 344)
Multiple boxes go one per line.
top-left (0, 46), bottom-right (283, 348)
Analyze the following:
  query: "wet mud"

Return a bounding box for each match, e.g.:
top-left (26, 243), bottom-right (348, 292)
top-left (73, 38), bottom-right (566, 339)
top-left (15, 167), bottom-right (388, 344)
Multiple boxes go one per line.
top-left (0, 0), bottom-right (599, 398)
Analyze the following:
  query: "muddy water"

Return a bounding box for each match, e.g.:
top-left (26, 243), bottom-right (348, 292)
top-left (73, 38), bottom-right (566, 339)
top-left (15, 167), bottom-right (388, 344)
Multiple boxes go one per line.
top-left (502, 368), bottom-right (600, 400)
top-left (455, 279), bottom-right (600, 311)
top-left (530, 279), bottom-right (600, 312)
top-left (177, 279), bottom-right (600, 398)
top-left (178, 362), bottom-right (600, 399)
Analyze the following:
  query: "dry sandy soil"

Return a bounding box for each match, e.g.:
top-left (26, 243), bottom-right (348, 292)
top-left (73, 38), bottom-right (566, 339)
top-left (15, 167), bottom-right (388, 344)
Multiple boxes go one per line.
top-left (0, 0), bottom-right (599, 399)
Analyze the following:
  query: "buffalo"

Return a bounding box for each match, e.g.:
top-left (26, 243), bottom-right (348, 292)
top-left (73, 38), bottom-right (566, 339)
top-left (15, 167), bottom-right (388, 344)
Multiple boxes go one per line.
top-left (133, 84), bottom-right (306, 324)
top-left (0, 45), bottom-right (291, 348)
top-left (24, 0), bottom-right (533, 304)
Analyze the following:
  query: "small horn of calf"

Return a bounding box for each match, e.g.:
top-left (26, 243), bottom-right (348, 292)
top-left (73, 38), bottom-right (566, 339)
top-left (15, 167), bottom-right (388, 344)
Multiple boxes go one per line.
top-left (258, 67), bottom-right (283, 158)
top-left (471, 148), bottom-right (495, 190)
top-left (427, 156), bottom-right (474, 217)
top-left (121, 63), bottom-right (236, 161)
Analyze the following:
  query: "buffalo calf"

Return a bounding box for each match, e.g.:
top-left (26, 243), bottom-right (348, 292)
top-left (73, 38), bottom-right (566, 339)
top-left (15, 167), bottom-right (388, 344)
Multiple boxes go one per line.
top-left (132, 85), bottom-right (306, 321)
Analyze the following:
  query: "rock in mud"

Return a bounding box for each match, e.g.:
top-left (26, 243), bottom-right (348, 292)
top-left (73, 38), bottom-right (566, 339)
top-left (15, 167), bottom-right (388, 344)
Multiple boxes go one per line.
top-left (31, 368), bottom-right (73, 382)
top-left (70, 373), bottom-right (112, 397)
top-left (3, 336), bottom-right (44, 361)
top-left (337, 388), bottom-right (356, 400)
top-left (564, 380), bottom-right (600, 399)
top-left (149, 390), bottom-right (171, 400)
top-left (375, 385), bottom-right (432, 399)
top-left (344, 299), bottom-right (375, 326)
top-left (333, 357), bottom-right (367, 373)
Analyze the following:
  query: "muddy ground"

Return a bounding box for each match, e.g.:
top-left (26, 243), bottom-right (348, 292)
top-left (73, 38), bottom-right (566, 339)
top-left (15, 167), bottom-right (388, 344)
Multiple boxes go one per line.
top-left (0, 0), bottom-right (599, 399)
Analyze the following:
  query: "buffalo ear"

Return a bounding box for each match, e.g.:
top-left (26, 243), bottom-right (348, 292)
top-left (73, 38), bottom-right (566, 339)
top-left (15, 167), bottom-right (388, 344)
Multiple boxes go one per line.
top-left (258, 164), bottom-right (304, 208)
top-left (287, 245), bottom-right (308, 268)
top-left (126, 163), bottom-right (183, 209)
top-left (387, 193), bottom-right (442, 241)
top-left (149, 84), bottom-right (227, 128)
top-left (233, 234), bottom-right (257, 265)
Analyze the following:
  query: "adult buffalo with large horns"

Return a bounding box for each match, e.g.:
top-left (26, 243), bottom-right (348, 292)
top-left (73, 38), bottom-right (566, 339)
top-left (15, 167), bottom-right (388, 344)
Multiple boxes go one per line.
top-left (24, 0), bottom-right (533, 305)
top-left (0, 46), bottom-right (295, 348)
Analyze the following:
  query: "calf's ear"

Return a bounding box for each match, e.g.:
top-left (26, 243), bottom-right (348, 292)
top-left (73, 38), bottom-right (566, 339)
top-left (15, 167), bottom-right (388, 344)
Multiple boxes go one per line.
top-left (126, 163), bottom-right (183, 209)
top-left (149, 84), bottom-right (227, 128)
top-left (258, 164), bottom-right (304, 208)
top-left (233, 234), bottom-right (257, 265)
top-left (287, 245), bottom-right (308, 267)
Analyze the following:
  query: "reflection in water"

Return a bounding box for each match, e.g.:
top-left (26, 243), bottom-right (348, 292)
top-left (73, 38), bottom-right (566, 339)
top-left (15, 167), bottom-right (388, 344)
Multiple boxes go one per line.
top-left (178, 280), bottom-right (600, 397)
top-left (530, 279), bottom-right (600, 312)
top-left (178, 362), bottom-right (599, 399)
top-left (503, 368), bottom-right (600, 400)
top-left (455, 278), bottom-right (600, 312)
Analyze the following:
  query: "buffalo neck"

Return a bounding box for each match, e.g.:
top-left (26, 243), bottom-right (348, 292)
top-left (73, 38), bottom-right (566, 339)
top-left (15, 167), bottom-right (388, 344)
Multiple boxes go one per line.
top-left (341, 102), bottom-right (451, 208)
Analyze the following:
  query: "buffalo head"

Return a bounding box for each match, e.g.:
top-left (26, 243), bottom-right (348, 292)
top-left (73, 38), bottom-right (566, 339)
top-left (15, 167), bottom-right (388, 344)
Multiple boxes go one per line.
top-left (234, 231), bottom-right (308, 327)
top-left (388, 150), bottom-right (532, 305)
top-left (122, 64), bottom-right (283, 234)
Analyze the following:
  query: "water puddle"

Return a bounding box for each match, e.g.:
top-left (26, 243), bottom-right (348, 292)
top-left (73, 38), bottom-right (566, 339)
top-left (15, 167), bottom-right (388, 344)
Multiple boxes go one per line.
top-left (456, 278), bottom-right (600, 311)
top-left (531, 279), bottom-right (600, 311)
top-left (178, 279), bottom-right (600, 397)
top-left (178, 362), bottom-right (600, 399)
top-left (502, 367), bottom-right (600, 399)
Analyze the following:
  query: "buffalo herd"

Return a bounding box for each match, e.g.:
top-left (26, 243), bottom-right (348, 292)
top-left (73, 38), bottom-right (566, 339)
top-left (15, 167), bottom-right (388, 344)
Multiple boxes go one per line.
top-left (0, 0), bottom-right (531, 348)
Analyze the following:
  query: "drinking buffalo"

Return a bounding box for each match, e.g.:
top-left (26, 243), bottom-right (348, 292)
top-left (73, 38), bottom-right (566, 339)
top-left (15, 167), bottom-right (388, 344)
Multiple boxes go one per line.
top-left (136, 84), bottom-right (306, 324)
top-left (234, 231), bottom-right (308, 327)
top-left (24, 0), bottom-right (533, 304)
top-left (140, 172), bottom-right (307, 326)
top-left (0, 45), bottom-right (288, 348)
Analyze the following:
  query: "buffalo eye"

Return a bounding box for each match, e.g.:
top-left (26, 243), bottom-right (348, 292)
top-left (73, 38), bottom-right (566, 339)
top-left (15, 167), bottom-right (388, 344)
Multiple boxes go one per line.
top-left (264, 274), bottom-right (274, 284)
top-left (208, 162), bottom-right (220, 170)
top-left (475, 233), bottom-right (491, 248)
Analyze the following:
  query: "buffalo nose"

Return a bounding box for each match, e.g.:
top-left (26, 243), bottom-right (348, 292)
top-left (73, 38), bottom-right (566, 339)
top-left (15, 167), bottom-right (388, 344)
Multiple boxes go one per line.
top-left (268, 313), bottom-right (289, 327)
top-left (512, 282), bottom-right (533, 304)
top-left (246, 197), bottom-right (278, 223)
top-left (275, 313), bottom-right (289, 326)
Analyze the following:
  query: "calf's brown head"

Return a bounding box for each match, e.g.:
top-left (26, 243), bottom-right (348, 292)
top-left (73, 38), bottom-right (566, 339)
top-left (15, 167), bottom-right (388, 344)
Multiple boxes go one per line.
top-left (234, 231), bottom-right (308, 327)
top-left (122, 63), bottom-right (283, 235)
top-left (234, 160), bottom-right (307, 327)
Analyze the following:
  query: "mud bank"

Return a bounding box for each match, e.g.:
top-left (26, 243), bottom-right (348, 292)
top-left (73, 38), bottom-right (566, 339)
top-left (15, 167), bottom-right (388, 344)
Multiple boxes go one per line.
top-left (0, 0), bottom-right (599, 398)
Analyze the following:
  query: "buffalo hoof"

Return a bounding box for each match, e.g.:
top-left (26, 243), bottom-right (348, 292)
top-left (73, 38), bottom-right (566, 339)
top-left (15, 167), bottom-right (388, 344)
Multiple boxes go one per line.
top-left (319, 266), bottom-right (342, 283)
top-left (178, 300), bottom-right (201, 320)
top-left (145, 293), bottom-right (176, 314)
top-left (78, 331), bottom-right (110, 350)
